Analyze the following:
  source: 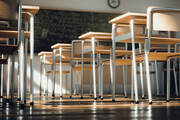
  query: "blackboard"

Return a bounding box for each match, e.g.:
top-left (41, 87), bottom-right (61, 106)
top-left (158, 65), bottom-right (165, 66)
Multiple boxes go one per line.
top-left (34, 9), bottom-right (118, 53)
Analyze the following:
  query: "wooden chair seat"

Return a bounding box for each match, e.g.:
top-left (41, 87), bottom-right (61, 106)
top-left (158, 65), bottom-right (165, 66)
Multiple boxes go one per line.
top-left (47, 70), bottom-right (69, 74)
top-left (120, 34), bottom-right (180, 45)
top-left (103, 59), bottom-right (132, 66)
top-left (72, 66), bottom-right (97, 71)
top-left (0, 30), bottom-right (30, 38)
top-left (136, 52), bottom-right (180, 62)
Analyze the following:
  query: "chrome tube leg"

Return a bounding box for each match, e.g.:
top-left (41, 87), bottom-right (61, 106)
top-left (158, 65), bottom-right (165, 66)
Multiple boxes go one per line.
top-left (144, 52), bottom-right (152, 104)
top-left (139, 62), bottom-right (145, 99)
top-left (76, 61), bottom-right (79, 94)
top-left (43, 55), bottom-right (47, 96)
top-left (7, 56), bottom-right (12, 102)
top-left (76, 71), bottom-right (79, 94)
top-left (162, 71), bottom-right (164, 96)
top-left (52, 49), bottom-right (56, 97)
top-left (167, 45), bottom-right (171, 102)
top-left (20, 30), bottom-right (25, 105)
top-left (10, 54), bottom-right (15, 103)
top-left (98, 54), bottom-right (101, 98)
top-left (92, 37), bottom-right (97, 100)
top-left (17, 51), bottom-right (21, 101)
top-left (139, 44), bottom-right (145, 99)
top-left (101, 64), bottom-right (103, 100)
top-left (59, 48), bottom-right (63, 98)
top-left (167, 59), bottom-right (170, 102)
top-left (111, 23), bottom-right (116, 102)
top-left (131, 64), bottom-right (134, 101)
top-left (24, 32), bottom-right (28, 103)
top-left (47, 75), bottom-right (49, 96)
top-left (70, 63), bottom-right (73, 98)
top-left (154, 61), bottom-right (160, 96)
top-left (40, 57), bottom-right (42, 96)
top-left (0, 55), bottom-right (4, 100)
top-left (130, 20), bottom-right (138, 103)
top-left (122, 64), bottom-right (127, 97)
top-left (29, 13), bottom-right (35, 105)
top-left (81, 41), bottom-right (84, 99)
top-left (173, 61), bottom-right (179, 96)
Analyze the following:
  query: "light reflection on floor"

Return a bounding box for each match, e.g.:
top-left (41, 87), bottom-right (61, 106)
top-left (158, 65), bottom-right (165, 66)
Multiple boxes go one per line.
top-left (1, 95), bottom-right (180, 119)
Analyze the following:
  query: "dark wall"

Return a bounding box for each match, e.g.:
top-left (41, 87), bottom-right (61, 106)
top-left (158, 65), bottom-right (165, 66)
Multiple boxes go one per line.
top-left (34, 9), bottom-right (118, 53)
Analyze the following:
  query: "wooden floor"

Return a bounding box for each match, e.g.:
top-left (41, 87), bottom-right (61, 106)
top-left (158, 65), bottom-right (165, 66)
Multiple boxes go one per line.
top-left (1, 94), bottom-right (180, 119)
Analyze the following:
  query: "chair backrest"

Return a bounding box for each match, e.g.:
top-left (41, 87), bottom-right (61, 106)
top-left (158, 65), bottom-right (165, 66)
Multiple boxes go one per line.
top-left (116, 24), bottom-right (145, 36)
top-left (0, 0), bottom-right (18, 21)
top-left (72, 40), bottom-right (91, 58)
top-left (73, 41), bottom-right (82, 57)
top-left (152, 11), bottom-right (180, 32)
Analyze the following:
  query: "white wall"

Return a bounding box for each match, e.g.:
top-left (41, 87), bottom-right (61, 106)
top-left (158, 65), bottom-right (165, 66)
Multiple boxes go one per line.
top-left (23, 0), bottom-right (180, 13)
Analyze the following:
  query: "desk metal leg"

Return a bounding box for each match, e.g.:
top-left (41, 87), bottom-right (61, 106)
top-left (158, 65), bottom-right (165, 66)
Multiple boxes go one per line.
top-left (59, 48), bottom-right (63, 98)
top-left (7, 56), bottom-right (12, 102)
top-left (43, 55), bottom-right (47, 96)
top-left (154, 61), bottom-right (160, 96)
top-left (130, 20), bottom-right (138, 103)
top-left (101, 64), bottom-right (103, 100)
top-left (98, 54), bottom-right (101, 98)
top-left (0, 55), bottom-right (4, 100)
top-left (145, 52), bottom-right (152, 104)
top-left (131, 64), bottom-right (134, 101)
top-left (173, 61), bottom-right (178, 96)
top-left (20, 30), bottom-right (25, 105)
top-left (139, 44), bottom-right (145, 99)
top-left (81, 41), bottom-right (84, 99)
top-left (52, 49), bottom-right (56, 97)
top-left (11, 54), bottom-right (15, 103)
top-left (17, 51), bottom-right (21, 101)
top-left (111, 23), bottom-right (116, 102)
top-left (167, 45), bottom-right (171, 102)
top-left (92, 37), bottom-right (97, 100)
top-left (40, 57), bottom-right (42, 96)
top-left (29, 13), bottom-right (35, 105)
top-left (122, 64), bottom-right (127, 97)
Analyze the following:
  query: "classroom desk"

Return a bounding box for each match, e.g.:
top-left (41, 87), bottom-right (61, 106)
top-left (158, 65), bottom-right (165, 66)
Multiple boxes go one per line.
top-left (79, 32), bottom-right (132, 99)
top-left (51, 43), bottom-right (72, 98)
top-left (21, 5), bottom-right (40, 105)
top-left (109, 12), bottom-right (180, 103)
top-left (109, 12), bottom-right (147, 103)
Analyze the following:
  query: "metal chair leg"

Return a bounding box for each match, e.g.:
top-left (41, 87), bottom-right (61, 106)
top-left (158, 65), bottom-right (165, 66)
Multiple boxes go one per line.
top-left (91, 37), bottom-right (97, 100)
top-left (173, 61), bottom-right (179, 96)
top-left (59, 48), bottom-right (63, 98)
top-left (0, 55), bottom-right (4, 100)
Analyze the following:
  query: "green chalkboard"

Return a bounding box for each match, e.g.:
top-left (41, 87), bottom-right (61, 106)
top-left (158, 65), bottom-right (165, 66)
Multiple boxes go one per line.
top-left (33, 9), bottom-right (118, 53)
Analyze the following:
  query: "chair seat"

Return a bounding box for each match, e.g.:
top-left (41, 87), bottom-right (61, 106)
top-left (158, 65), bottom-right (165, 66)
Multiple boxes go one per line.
top-left (0, 30), bottom-right (30, 38)
top-left (103, 59), bottom-right (132, 65)
top-left (72, 66), bottom-right (97, 71)
top-left (136, 52), bottom-right (180, 62)
top-left (47, 70), bottom-right (69, 74)
top-left (120, 34), bottom-right (180, 45)
top-left (0, 44), bottom-right (18, 54)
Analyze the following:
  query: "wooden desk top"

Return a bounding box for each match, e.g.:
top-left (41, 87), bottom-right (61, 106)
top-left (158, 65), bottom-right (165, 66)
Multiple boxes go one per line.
top-left (79, 32), bottom-right (111, 40)
top-left (0, 30), bottom-right (30, 38)
top-left (38, 51), bottom-right (52, 56)
top-left (51, 43), bottom-right (72, 49)
top-left (22, 5), bottom-right (40, 16)
top-left (109, 12), bottom-right (146, 24)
